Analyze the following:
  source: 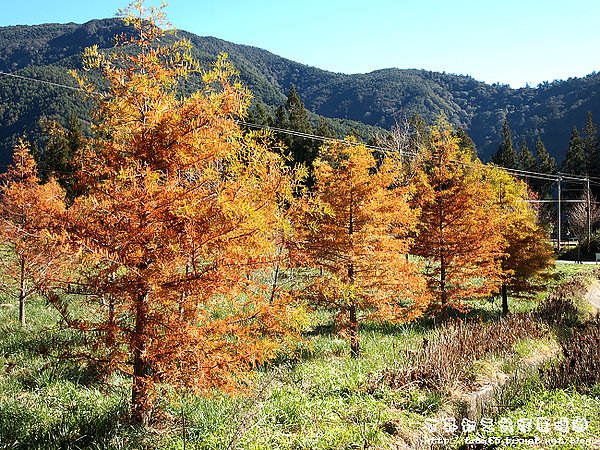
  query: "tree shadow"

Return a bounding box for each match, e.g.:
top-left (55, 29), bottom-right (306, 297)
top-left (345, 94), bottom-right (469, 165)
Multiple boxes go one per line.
top-left (1, 326), bottom-right (102, 387)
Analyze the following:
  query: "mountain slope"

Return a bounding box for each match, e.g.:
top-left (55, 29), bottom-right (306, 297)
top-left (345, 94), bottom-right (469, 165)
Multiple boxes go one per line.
top-left (1, 18), bottom-right (599, 167)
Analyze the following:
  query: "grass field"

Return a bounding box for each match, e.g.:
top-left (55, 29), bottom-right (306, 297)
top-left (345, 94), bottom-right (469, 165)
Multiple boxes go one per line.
top-left (0, 264), bottom-right (598, 449)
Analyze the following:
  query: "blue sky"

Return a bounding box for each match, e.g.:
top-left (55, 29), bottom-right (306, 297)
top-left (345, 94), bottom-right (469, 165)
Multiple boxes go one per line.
top-left (1, 0), bottom-right (599, 88)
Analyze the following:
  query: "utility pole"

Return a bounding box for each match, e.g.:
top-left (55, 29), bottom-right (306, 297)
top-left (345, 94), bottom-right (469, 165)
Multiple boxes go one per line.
top-left (586, 177), bottom-right (591, 242)
top-left (557, 175), bottom-right (562, 251)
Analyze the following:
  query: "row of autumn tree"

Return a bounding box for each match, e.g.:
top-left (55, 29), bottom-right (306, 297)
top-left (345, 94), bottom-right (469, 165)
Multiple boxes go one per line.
top-left (0, 2), bottom-right (553, 424)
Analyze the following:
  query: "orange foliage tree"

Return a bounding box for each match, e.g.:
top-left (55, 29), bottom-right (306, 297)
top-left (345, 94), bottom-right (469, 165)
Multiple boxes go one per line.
top-left (53, 3), bottom-right (300, 423)
top-left (292, 138), bottom-right (429, 357)
top-left (0, 140), bottom-right (67, 326)
top-left (412, 124), bottom-right (504, 317)
top-left (487, 166), bottom-right (554, 314)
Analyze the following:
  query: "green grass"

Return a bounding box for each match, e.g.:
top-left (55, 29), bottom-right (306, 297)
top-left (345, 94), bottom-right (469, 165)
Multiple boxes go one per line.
top-left (0, 263), bottom-right (599, 449)
top-left (469, 375), bottom-right (600, 450)
top-left (0, 296), bottom-right (422, 449)
top-left (0, 297), bottom-right (134, 450)
top-left (553, 261), bottom-right (600, 280)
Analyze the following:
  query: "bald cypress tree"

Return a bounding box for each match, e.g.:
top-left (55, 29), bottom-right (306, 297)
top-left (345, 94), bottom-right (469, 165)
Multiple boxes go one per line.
top-left (412, 124), bottom-right (503, 317)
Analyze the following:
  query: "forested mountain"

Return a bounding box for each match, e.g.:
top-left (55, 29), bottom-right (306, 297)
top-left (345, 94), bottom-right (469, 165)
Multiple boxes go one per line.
top-left (1, 18), bottom-right (599, 168)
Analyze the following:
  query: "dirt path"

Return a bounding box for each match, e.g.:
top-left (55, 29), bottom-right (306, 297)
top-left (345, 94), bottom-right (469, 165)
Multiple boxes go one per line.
top-left (585, 280), bottom-right (600, 312)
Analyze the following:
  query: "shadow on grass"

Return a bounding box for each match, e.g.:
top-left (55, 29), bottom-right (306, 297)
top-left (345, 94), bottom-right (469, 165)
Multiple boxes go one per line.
top-left (303, 322), bottom-right (336, 336)
top-left (14, 359), bottom-right (102, 390)
top-left (0, 396), bottom-right (133, 450)
top-left (462, 300), bottom-right (503, 322)
top-left (0, 326), bottom-right (84, 356)
top-left (360, 319), bottom-right (432, 336)
top-left (275, 302), bottom-right (510, 367)
top-left (1, 326), bottom-right (103, 388)
top-left (270, 317), bottom-right (434, 368)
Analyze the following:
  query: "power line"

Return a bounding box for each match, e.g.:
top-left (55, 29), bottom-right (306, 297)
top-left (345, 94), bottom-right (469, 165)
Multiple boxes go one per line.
top-left (0, 70), bottom-right (90, 94)
top-left (239, 120), bottom-right (600, 187)
top-left (528, 199), bottom-right (600, 204)
top-left (239, 121), bottom-right (389, 155)
top-left (3, 69), bottom-right (600, 187)
top-left (241, 121), bottom-right (600, 186)
top-left (499, 166), bottom-right (600, 186)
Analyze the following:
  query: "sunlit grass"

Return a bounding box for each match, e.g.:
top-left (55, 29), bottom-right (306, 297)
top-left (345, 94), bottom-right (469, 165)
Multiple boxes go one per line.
top-left (0, 261), bottom-right (598, 449)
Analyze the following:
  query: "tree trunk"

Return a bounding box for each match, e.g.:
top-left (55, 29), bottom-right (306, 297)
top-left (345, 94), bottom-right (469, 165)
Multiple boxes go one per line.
top-left (347, 188), bottom-right (359, 358)
top-left (103, 272), bottom-right (117, 347)
top-left (501, 284), bottom-right (509, 316)
top-left (19, 258), bottom-right (26, 327)
top-left (349, 303), bottom-right (360, 358)
top-left (269, 245), bottom-right (282, 303)
top-left (440, 254), bottom-right (448, 321)
top-left (18, 291), bottom-right (25, 327)
top-left (131, 291), bottom-right (151, 425)
top-left (347, 260), bottom-right (359, 358)
top-left (106, 294), bottom-right (116, 347)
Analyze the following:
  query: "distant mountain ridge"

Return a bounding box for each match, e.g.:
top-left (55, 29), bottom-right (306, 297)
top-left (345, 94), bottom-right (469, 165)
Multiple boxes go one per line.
top-left (1, 18), bottom-right (599, 166)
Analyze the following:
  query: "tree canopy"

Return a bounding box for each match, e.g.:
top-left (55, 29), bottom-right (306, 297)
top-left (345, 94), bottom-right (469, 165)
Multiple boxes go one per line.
top-left (0, 140), bottom-right (68, 326)
top-left (292, 138), bottom-right (429, 356)
top-left (44, 2), bottom-right (301, 424)
top-left (486, 166), bottom-right (554, 314)
top-left (412, 123), bottom-right (504, 317)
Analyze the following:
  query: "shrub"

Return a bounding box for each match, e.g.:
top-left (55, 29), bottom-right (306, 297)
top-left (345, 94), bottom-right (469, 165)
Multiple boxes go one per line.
top-left (541, 317), bottom-right (600, 391)
top-left (534, 269), bottom-right (599, 326)
top-left (366, 314), bottom-right (547, 393)
top-left (534, 293), bottom-right (581, 327)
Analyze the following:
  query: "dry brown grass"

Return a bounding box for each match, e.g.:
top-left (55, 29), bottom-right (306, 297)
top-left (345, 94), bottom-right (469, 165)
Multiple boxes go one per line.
top-left (541, 316), bottom-right (600, 392)
top-left (534, 275), bottom-right (589, 326)
top-left (366, 314), bottom-right (547, 393)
